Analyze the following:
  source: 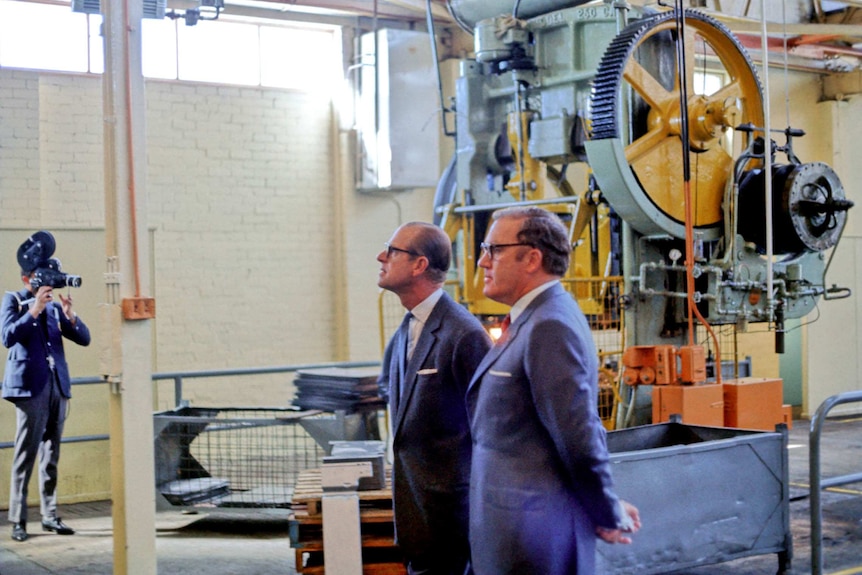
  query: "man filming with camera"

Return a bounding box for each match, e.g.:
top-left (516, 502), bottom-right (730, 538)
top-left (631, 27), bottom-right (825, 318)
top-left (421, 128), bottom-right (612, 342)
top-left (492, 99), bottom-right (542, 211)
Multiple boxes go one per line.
top-left (2, 231), bottom-right (90, 542)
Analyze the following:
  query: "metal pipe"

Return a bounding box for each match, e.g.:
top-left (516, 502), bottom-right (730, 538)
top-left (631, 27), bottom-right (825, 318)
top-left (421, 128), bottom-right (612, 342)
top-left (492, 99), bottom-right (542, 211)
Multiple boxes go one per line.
top-left (443, 194), bottom-right (580, 214)
top-left (446, 0), bottom-right (593, 31)
top-left (760, 0), bottom-right (775, 323)
top-left (426, 0), bottom-right (454, 136)
top-left (809, 390), bottom-right (862, 575)
top-left (0, 360), bottom-right (383, 451)
top-left (514, 83), bottom-right (528, 202)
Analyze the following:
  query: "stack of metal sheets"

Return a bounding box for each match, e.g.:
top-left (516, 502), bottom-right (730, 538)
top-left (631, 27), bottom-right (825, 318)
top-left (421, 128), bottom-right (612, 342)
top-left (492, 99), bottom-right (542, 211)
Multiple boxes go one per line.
top-left (292, 366), bottom-right (385, 413)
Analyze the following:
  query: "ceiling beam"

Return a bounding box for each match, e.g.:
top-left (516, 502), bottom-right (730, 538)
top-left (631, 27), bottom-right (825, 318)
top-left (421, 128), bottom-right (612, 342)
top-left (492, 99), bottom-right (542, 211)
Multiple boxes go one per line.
top-left (225, 0), bottom-right (452, 22)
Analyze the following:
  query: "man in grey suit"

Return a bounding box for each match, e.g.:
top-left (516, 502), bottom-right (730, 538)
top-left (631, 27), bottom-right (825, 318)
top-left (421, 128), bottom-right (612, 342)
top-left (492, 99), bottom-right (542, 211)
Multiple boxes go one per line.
top-left (467, 207), bottom-right (640, 575)
top-left (377, 222), bottom-right (492, 575)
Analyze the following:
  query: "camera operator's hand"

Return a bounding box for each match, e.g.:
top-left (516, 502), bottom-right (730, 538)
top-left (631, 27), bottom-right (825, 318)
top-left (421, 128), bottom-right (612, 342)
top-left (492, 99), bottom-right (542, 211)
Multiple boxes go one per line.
top-left (58, 292), bottom-right (77, 325)
top-left (29, 286), bottom-right (54, 318)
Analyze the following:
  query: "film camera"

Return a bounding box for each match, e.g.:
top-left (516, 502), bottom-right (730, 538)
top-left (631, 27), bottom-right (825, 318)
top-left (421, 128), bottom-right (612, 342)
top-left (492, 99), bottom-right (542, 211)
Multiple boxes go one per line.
top-left (29, 258), bottom-right (82, 290)
top-left (17, 230), bottom-right (83, 290)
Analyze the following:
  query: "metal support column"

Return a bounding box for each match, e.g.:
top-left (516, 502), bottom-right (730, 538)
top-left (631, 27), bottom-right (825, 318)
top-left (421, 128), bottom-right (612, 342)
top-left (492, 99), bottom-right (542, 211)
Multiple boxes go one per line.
top-left (102, 1), bottom-right (157, 573)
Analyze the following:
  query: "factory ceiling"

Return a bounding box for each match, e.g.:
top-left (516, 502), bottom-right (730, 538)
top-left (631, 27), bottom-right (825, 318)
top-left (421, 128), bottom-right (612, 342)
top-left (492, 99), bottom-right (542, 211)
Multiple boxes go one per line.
top-left (204, 0), bottom-right (862, 74)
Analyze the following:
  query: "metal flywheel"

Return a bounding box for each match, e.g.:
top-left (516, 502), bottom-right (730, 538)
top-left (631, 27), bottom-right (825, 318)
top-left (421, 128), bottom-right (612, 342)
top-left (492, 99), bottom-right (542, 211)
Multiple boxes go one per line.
top-left (587, 9), bottom-right (764, 241)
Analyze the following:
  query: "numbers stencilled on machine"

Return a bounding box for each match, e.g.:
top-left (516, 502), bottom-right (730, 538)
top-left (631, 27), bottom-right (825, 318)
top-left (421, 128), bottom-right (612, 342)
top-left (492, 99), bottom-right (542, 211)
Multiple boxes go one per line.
top-left (576, 5), bottom-right (614, 20)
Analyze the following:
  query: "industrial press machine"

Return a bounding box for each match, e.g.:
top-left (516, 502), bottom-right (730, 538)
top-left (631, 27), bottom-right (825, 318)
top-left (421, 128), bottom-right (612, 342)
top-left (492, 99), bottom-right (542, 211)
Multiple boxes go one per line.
top-left (432, 0), bottom-right (852, 428)
top-left (413, 3), bottom-right (855, 571)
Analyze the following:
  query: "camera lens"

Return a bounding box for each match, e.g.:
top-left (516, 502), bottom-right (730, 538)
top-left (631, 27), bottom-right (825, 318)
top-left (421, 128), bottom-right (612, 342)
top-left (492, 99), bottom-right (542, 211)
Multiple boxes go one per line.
top-left (65, 275), bottom-right (83, 288)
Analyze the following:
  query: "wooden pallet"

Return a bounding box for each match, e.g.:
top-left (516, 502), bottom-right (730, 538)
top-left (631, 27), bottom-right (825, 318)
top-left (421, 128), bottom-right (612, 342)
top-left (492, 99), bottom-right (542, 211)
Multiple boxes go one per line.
top-left (290, 467), bottom-right (406, 575)
top-left (291, 467), bottom-right (394, 517)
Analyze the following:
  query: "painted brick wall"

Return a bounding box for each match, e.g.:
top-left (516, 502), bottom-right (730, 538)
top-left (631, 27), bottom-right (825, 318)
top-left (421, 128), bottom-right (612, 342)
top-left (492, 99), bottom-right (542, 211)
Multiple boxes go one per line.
top-left (0, 71), bottom-right (42, 226)
top-left (145, 80), bottom-right (338, 374)
top-left (38, 74), bottom-right (105, 227)
top-left (0, 69), bottom-right (347, 401)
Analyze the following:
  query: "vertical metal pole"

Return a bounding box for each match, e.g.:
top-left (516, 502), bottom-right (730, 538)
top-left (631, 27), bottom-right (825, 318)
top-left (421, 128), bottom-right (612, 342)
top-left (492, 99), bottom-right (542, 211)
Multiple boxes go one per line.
top-left (807, 391), bottom-right (862, 575)
top-left (174, 376), bottom-right (183, 408)
top-left (759, 0), bottom-right (774, 321)
top-left (809, 396), bottom-right (828, 575)
top-left (102, 1), bottom-right (158, 573)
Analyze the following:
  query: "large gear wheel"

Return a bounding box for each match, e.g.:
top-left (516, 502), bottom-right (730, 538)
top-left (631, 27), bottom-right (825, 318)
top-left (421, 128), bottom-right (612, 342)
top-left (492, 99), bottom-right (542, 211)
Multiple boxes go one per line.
top-left (587, 9), bottom-right (764, 241)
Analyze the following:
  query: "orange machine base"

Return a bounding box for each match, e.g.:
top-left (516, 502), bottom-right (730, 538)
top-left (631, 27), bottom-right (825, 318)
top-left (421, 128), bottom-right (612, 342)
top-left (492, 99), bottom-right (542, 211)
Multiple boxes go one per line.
top-left (652, 384), bottom-right (724, 427)
top-left (723, 377), bottom-right (785, 431)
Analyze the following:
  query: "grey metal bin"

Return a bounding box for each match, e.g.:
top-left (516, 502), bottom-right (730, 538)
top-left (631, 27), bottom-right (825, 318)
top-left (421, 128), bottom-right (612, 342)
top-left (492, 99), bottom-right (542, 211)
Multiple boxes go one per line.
top-left (596, 419), bottom-right (791, 575)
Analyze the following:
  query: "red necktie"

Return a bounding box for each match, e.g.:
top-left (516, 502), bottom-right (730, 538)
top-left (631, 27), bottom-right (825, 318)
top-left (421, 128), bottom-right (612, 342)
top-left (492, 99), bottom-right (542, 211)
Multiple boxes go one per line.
top-left (500, 314), bottom-right (511, 333)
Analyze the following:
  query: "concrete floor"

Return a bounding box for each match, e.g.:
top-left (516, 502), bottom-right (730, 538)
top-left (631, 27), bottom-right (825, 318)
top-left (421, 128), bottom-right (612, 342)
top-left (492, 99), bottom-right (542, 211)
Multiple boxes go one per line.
top-left (0, 504), bottom-right (294, 575)
top-left (1, 416), bottom-right (860, 575)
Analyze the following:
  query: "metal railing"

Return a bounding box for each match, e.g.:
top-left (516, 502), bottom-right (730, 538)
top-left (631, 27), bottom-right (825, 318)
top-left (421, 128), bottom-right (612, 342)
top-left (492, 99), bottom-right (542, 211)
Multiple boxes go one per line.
top-left (809, 390), bottom-right (862, 575)
top-left (0, 360), bottom-right (381, 450)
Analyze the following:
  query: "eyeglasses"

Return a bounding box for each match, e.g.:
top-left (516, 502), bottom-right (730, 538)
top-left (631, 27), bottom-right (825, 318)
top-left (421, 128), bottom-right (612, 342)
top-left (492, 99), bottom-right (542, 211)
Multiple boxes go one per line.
top-left (479, 242), bottom-right (533, 260)
top-left (384, 242), bottom-right (420, 258)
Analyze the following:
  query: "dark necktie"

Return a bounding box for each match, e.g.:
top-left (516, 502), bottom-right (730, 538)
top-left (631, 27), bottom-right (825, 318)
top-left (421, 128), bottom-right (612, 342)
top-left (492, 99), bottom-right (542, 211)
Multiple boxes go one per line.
top-left (394, 312), bottom-right (413, 411)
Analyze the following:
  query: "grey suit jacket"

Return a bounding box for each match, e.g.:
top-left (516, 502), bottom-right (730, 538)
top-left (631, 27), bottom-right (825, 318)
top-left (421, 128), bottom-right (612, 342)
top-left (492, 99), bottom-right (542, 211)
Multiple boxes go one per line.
top-left (378, 291), bottom-right (491, 563)
top-left (466, 282), bottom-right (621, 575)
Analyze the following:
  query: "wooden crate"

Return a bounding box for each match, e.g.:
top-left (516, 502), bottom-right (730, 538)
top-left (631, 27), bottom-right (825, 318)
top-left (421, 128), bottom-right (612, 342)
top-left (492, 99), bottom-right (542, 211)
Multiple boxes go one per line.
top-left (290, 467), bottom-right (406, 574)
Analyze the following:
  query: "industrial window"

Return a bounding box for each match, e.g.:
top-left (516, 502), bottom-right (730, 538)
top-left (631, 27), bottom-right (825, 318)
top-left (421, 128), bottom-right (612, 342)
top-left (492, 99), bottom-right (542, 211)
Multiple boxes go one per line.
top-left (177, 20), bottom-right (262, 85)
top-left (693, 70), bottom-right (725, 96)
top-left (694, 70), bottom-right (736, 151)
top-left (0, 1), bottom-right (92, 72)
top-left (0, 0), bottom-right (340, 92)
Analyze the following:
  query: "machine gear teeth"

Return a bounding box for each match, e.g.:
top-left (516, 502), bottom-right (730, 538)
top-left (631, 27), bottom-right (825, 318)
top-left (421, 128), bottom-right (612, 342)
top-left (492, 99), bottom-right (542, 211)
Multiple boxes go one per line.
top-left (589, 9), bottom-right (762, 142)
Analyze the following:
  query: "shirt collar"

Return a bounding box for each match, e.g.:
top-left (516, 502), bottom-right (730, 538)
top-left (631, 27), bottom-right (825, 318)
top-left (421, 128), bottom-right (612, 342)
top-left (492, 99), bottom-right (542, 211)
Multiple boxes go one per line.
top-left (409, 288), bottom-right (444, 325)
top-left (509, 280), bottom-right (558, 323)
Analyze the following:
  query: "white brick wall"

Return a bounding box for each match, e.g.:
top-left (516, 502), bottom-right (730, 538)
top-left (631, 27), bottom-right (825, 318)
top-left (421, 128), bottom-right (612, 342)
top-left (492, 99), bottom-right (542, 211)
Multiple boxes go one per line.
top-left (0, 71), bottom-right (42, 226)
top-left (0, 68), bottom-right (441, 506)
top-left (0, 69), bottom-right (363, 381)
top-left (145, 79), bottom-right (339, 373)
top-left (38, 75), bottom-right (104, 227)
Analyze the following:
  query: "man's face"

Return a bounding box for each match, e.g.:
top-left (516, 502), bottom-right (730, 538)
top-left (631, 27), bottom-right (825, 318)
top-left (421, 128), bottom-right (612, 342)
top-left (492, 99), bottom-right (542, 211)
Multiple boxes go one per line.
top-left (377, 226), bottom-right (421, 295)
top-left (478, 217), bottom-right (533, 306)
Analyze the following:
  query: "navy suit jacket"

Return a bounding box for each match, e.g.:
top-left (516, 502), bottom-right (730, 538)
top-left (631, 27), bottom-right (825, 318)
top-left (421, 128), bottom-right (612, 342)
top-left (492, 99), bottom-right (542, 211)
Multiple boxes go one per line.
top-left (466, 282), bottom-right (621, 575)
top-left (2, 288), bottom-right (91, 401)
top-left (378, 291), bottom-right (491, 561)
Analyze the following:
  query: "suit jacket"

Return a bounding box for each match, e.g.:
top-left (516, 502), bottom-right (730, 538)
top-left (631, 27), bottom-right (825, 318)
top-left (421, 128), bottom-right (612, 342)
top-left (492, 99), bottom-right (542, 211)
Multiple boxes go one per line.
top-left (2, 288), bottom-right (91, 401)
top-left (378, 291), bottom-right (491, 562)
top-left (466, 282), bottom-right (621, 575)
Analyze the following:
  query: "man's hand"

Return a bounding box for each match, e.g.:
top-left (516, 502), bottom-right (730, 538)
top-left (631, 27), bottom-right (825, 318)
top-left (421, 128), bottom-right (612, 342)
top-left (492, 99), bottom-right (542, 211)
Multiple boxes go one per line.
top-left (29, 286), bottom-right (53, 318)
top-left (596, 500), bottom-right (641, 544)
top-left (58, 292), bottom-right (76, 324)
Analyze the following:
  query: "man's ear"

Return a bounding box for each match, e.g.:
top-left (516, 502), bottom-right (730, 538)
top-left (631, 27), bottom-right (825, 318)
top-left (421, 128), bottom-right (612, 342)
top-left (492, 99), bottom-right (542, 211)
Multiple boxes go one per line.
top-left (524, 247), bottom-right (544, 274)
top-left (412, 255), bottom-right (430, 277)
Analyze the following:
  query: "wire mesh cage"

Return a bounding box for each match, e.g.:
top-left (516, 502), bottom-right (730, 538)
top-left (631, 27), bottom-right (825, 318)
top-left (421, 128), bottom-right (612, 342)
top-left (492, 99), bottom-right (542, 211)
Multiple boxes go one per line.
top-left (566, 276), bottom-right (626, 430)
top-left (153, 407), bottom-right (377, 510)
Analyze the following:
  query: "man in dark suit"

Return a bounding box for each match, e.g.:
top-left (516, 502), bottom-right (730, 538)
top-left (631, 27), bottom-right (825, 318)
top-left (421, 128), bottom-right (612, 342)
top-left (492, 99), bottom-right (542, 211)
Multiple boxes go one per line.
top-left (377, 222), bottom-right (491, 575)
top-left (2, 232), bottom-right (91, 542)
top-left (467, 207), bottom-right (640, 575)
